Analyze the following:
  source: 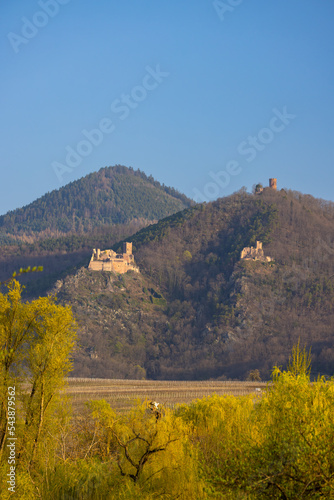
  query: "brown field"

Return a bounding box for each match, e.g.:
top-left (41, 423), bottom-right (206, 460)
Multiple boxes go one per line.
top-left (63, 378), bottom-right (269, 415)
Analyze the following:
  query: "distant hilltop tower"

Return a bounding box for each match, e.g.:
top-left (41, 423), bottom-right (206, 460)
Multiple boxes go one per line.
top-left (269, 178), bottom-right (277, 190)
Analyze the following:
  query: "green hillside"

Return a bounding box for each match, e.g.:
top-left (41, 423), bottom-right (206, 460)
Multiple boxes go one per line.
top-left (53, 186), bottom-right (334, 380)
top-left (0, 165), bottom-right (192, 240)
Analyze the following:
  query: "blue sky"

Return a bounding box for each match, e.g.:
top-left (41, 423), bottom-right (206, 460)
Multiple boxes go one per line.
top-left (1, 0), bottom-right (333, 215)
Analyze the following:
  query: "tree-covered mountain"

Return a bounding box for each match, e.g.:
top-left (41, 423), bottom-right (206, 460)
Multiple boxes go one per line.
top-left (0, 165), bottom-right (192, 241)
top-left (52, 186), bottom-right (334, 381)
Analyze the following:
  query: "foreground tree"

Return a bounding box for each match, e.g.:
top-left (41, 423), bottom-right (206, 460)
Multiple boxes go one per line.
top-left (85, 398), bottom-right (204, 497)
top-left (177, 343), bottom-right (334, 499)
top-left (252, 345), bottom-right (334, 499)
top-left (0, 266), bottom-right (43, 287)
top-left (0, 279), bottom-right (77, 495)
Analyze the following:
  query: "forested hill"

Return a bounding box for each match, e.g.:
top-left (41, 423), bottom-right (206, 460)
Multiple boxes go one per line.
top-left (53, 186), bottom-right (334, 381)
top-left (0, 165), bottom-right (192, 241)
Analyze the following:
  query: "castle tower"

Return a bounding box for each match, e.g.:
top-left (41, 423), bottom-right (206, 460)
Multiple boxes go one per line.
top-left (269, 178), bottom-right (277, 190)
top-left (123, 242), bottom-right (132, 255)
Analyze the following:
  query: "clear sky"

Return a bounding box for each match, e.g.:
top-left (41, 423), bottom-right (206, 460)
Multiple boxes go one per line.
top-left (1, 0), bottom-right (333, 215)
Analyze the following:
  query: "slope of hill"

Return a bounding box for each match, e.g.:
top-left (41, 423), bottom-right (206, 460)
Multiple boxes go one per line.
top-left (0, 165), bottom-right (193, 296)
top-left (0, 220), bottom-right (149, 298)
top-left (0, 165), bottom-right (192, 241)
top-left (53, 187), bottom-right (334, 380)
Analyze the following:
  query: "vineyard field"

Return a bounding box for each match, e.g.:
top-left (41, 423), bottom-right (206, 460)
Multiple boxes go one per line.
top-left (64, 378), bottom-right (268, 414)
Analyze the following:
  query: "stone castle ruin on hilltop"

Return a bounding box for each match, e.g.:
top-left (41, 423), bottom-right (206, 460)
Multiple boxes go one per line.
top-left (88, 242), bottom-right (139, 274)
top-left (241, 178), bottom-right (277, 262)
top-left (240, 240), bottom-right (273, 262)
top-left (255, 178), bottom-right (277, 194)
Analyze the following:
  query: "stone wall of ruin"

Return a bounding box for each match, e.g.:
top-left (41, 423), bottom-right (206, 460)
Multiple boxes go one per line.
top-left (88, 242), bottom-right (139, 274)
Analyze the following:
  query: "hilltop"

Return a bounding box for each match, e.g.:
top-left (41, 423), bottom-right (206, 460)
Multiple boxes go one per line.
top-left (0, 165), bottom-right (192, 242)
top-left (52, 185), bottom-right (334, 380)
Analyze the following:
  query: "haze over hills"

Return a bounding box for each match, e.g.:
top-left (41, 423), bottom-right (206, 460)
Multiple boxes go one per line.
top-left (51, 184), bottom-right (334, 381)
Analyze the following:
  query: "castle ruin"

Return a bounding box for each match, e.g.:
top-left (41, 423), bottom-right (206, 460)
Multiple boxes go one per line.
top-left (88, 242), bottom-right (139, 274)
top-left (269, 178), bottom-right (277, 190)
top-left (240, 240), bottom-right (273, 262)
top-left (255, 178), bottom-right (277, 194)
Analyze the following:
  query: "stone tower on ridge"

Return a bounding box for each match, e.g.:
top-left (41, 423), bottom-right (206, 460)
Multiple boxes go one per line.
top-left (123, 242), bottom-right (132, 255)
top-left (269, 178), bottom-right (277, 190)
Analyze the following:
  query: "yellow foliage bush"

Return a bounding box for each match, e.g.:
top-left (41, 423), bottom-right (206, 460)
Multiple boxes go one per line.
top-left (176, 344), bottom-right (334, 499)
